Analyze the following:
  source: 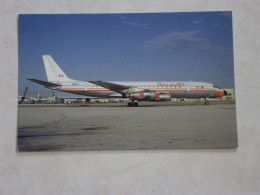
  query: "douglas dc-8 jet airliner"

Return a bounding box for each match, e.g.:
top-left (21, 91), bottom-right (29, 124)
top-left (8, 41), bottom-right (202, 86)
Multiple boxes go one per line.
top-left (28, 55), bottom-right (227, 107)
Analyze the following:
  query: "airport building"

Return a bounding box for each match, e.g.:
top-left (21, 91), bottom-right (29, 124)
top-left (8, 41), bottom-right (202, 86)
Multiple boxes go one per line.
top-left (221, 88), bottom-right (235, 101)
top-left (55, 97), bottom-right (86, 104)
top-left (18, 92), bottom-right (55, 103)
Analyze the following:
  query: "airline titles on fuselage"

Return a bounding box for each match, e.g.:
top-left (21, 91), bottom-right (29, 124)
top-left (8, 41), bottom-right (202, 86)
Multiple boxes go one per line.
top-left (157, 82), bottom-right (185, 87)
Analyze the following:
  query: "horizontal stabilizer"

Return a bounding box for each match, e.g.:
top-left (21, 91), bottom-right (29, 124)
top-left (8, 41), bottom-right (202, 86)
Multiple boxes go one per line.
top-left (27, 78), bottom-right (61, 87)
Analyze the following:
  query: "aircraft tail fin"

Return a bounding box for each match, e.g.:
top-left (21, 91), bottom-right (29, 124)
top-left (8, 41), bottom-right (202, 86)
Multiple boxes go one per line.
top-left (42, 55), bottom-right (74, 82)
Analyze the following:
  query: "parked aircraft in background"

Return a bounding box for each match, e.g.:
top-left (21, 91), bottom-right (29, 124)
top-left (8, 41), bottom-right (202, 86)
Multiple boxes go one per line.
top-left (28, 55), bottom-right (227, 106)
top-left (18, 86), bottom-right (29, 104)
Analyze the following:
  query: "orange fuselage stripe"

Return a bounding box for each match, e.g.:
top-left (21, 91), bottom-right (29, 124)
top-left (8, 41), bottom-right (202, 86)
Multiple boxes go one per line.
top-left (57, 89), bottom-right (224, 96)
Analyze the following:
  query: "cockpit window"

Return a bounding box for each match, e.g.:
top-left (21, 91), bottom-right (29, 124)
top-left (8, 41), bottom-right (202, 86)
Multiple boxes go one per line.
top-left (213, 85), bottom-right (221, 89)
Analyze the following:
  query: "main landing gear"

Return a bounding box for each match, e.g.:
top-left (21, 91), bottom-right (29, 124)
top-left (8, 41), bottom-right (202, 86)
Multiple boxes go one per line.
top-left (204, 98), bottom-right (209, 105)
top-left (127, 101), bottom-right (139, 107)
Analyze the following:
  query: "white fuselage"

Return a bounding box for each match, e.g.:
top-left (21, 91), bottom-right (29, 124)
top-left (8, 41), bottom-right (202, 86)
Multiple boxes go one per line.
top-left (51, 80), bottom-right (225, 99)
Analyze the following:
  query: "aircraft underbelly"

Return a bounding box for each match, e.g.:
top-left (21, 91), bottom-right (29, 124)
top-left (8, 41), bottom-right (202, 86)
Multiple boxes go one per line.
top-left (58, 89), bottom-right (218, 99)
top-left (84, 91), bottom-right (116, 98)
top-left (170, 91), bottom-right (218, 98)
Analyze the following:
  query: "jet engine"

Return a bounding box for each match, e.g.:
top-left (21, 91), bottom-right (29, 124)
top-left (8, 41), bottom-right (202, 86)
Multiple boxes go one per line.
top-left (128, 91), bottom-right (156, 100)
top-left (154, 93), bottom-right (171, 101)
top-left (127, 91), bottom-right (171, 101)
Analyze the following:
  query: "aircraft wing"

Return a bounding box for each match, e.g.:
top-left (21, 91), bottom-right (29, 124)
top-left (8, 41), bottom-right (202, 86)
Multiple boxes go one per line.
top-left (27, 78), bottom-right (61, 87)
top-left (88, 81), bottom-right (148, 94)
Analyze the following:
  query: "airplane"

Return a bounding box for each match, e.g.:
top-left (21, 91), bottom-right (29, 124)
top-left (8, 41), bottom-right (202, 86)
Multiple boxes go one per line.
top-left (18, 86), bottom-right (29, 104)
top-left (28, 55), bottom-right (227, 107)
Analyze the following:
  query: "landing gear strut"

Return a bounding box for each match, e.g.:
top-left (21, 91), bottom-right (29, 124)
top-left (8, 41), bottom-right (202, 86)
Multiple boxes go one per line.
top-left (133, 102), bottom-right (139, 107)
top-left (204, 98), bottom-right (209, 105)
top-left (127, 101), bottom-right (139, 107)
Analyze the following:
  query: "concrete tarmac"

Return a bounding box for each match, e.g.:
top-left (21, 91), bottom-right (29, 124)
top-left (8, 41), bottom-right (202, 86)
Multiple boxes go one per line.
top-left (17, 103), bottom-right (237, 151)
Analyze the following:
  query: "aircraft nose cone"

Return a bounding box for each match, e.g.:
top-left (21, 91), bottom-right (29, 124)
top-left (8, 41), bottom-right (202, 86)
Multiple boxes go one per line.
top-left (224, 90), bottom-right (227, 96)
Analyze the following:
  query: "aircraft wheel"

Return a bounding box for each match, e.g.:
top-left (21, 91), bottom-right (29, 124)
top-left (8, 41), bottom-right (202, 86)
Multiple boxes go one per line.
top-left (127, 102), bottom-right (133, 107)
top-left (205, 101), bottom-right (209, 105)
top-left (133, 102), bottom-right (139, 107)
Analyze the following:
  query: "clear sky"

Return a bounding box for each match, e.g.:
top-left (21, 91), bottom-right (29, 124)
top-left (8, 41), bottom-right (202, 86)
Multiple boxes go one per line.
top-left (19, 12), bottom-right (234, 95)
